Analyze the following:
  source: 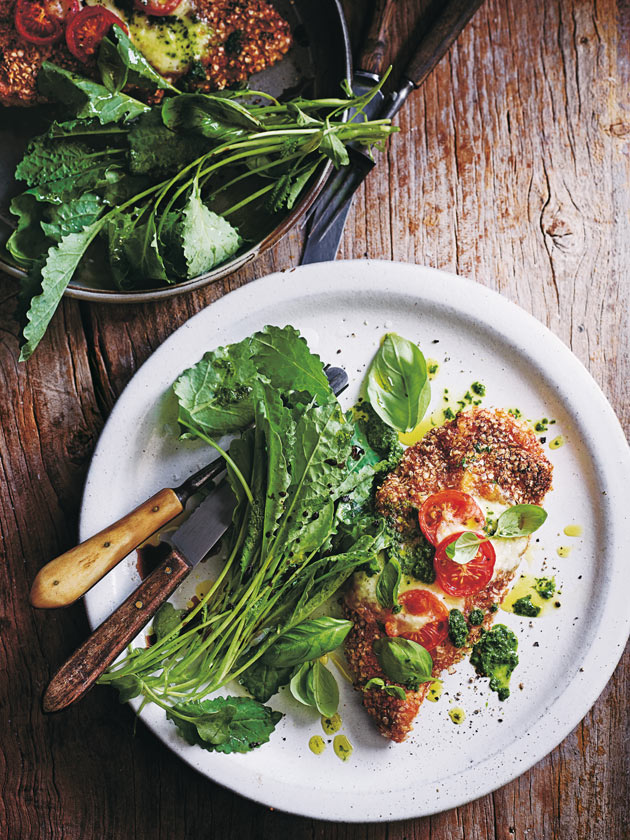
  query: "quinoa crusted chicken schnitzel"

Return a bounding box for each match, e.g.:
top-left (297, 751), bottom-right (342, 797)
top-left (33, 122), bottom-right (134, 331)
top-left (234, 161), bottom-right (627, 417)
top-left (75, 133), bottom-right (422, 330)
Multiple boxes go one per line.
top-left (343, 408), bottom-right (553, 742)
top-left (0, 0), bottom-right (292, 107)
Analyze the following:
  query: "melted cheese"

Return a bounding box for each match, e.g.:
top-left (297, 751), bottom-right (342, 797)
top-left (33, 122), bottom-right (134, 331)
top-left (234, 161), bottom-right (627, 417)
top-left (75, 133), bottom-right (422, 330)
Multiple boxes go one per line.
top-left (350, 495), bottom-right (528, 629)
top-left (87, 0), bottom-right (214, 75)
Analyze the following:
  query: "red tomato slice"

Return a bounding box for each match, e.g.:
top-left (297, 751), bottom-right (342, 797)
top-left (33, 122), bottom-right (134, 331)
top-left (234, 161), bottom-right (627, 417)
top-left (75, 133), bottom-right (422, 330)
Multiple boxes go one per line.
top-left (14, 0), bottom-right (68, 45)
top-left (385, 589), bottom-right (449, 651)
top-left (419, 490), bottom-right (485, 546)
top-left (65, 6), bottom-right (128, 61)
top-left (134, 0), bottom-right (182, 16)
top-left (434, 531), bottom-right (496, 596)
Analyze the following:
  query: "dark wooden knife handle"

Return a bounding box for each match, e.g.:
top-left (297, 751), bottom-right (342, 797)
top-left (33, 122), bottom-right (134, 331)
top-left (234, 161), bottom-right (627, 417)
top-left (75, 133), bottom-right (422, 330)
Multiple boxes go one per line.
top-left (356, 0), bottom-right (398, 76)
top-left (42, 549), bottom-right (190, 713)
top-left (403, 0), bottom-right (485, 89)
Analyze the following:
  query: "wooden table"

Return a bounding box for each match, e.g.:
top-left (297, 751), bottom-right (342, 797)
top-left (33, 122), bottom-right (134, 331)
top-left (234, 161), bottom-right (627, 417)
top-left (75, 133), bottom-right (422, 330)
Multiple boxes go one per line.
top-left (2, 0), bottom-right (629, 837)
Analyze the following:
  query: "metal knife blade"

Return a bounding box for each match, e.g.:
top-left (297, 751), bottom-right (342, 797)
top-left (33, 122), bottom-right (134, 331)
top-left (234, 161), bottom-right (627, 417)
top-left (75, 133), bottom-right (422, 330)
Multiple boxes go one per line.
top-left (168, 480), bottom-right (236, 568)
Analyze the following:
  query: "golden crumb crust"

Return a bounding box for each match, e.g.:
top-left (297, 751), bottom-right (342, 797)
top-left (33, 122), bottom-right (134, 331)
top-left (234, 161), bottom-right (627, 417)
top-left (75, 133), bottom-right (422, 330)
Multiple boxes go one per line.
top-left (376, 408), bottom-right (553, 531)
top-left (343, 570), bottom-right (514, 742)
top-left (0, 0), bottom-right (291, 107)
top-left (344, 408), bottom-right (553, 742)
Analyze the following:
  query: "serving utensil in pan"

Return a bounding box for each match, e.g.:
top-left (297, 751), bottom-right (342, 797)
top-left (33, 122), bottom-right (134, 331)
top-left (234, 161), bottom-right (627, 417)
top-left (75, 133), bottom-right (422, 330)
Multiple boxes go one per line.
top-left (301, 0), bottom-right (487, 264)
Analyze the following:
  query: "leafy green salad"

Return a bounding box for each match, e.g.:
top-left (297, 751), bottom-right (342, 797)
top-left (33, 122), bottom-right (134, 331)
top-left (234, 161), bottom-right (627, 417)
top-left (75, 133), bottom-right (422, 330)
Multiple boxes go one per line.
top-left (5, 25), bottom-right (398, 361)
top-left (98, 327), bottom-right (552, 754)
top-left (98, 325), bottom-right (427, 754)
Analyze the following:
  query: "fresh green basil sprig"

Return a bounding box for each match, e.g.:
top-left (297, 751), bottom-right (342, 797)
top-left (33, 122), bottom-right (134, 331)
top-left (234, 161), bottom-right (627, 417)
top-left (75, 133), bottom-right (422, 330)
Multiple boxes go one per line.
top-left (445, 504), bottom-right (548, 565)
top-left (372, 636), bottom-right (434, 690)
top-left (366, 333), bottom-right (431, 434)
top-left (290, 660), bottom-right (339, 717)
top-left (363, 677), bottom-right (406, 700)
top-left (375, 557), bottom-right (402, 610)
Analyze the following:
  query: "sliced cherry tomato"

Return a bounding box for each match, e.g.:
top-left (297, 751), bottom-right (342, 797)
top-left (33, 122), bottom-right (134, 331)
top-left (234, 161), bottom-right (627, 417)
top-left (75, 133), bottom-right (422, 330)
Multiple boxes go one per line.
top-left (434, 531), bottom-right (496, 596)
top-left (134, 0), bottom-right (182, 16)
top-left (419, 490), bottom-right (485, 546)
top-left (65, 6), bottom-right (128, 61)
top-left (385, 589), bottom-right (449, 651)
top-left (14, 0), bottom-right (77, 45)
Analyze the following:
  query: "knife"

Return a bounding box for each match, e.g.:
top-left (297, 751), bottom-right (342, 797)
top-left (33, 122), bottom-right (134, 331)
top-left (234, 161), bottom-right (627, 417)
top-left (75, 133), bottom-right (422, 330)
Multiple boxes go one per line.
top-left (30, 365), bottom-right (349, 609)
top-left (42, 479), bottom-right (237, 713)
top-left (301, 0), bottom-right (486, 264)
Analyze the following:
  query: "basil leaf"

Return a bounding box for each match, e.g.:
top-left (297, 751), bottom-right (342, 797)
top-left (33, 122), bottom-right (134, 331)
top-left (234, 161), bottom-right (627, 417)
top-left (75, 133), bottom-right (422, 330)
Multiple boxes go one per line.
top-left (364, 677), bottom-right (385, 691)
top-left (376, 557), bottom-right (401, 610)
top-left (495, 504), bottom-right (548, 538)
top-left (364, 677), bottom-right (406, 700)
top-left (289, 662), bottom-right (315, 706)
top-left (384, 684), bottom-right (407, 700)
top-left (262, 617), bottom-right (352, 668)
top-left (445, 531), bottom-right (482, 564)
top-left (366, 333), bottom-right (431, 433)
top-left (289, 660), bottom-right (339, 717)
top-left (310, 660), bottom-right (339, 717)
top-left (97, 35), bottom-right (128, 93)
top-left (373, 637), bottom-right (434, 689)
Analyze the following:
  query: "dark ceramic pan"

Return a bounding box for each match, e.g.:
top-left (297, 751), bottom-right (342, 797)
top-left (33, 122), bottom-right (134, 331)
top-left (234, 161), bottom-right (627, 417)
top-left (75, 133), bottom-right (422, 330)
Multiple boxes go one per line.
top-left (0, 0), bottom-right (351, 302)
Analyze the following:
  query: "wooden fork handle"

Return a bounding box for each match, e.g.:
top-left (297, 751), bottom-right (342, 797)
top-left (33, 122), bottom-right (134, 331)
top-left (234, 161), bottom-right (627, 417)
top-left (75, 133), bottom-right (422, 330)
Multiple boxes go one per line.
top-left (42, 549), bottom-right (190, 713)
top-left (356, 0), bottom-right (398, 76)
top-left (30, 488), bottom-right (183, 608)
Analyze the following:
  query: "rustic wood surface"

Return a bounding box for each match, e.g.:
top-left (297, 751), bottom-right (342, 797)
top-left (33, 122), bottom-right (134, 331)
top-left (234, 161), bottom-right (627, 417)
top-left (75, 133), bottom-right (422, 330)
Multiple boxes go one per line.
top-left (1, 0), bottom-right (629, 836)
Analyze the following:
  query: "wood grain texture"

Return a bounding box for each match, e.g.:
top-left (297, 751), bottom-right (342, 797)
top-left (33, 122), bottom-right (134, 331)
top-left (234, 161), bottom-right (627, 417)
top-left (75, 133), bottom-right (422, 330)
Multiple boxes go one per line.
top-left (42, 549), bottom-right (190, 713)
top-left (1, 0), bottom-right (629, 837)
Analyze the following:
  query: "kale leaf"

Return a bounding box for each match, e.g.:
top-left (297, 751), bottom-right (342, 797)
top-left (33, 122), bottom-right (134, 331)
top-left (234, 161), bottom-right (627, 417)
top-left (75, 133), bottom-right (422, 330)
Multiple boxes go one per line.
top-left (166, 696), bottom-right (282, 754)
top-left (38, 61), bottom-right (150, 124)
top-left (173, 325), bottom-right (332, 437)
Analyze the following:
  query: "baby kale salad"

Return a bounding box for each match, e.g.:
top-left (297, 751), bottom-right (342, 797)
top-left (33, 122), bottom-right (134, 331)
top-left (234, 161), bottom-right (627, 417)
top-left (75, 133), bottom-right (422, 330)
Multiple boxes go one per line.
top-left (99, 326), bottom-right (551, 755)
top-left (5, 25), bottom-right (397, 361)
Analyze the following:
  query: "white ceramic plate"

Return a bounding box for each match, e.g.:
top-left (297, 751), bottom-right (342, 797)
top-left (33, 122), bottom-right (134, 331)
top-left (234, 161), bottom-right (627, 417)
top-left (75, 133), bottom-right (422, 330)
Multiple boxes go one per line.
top-left (81, 260), bottom-right (630, 822)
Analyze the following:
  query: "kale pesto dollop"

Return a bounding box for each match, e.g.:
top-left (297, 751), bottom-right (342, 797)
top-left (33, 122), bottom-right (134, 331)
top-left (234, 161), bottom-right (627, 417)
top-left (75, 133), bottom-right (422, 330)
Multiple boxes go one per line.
top-left (470, 624), bottom-right (519, 701)
top-left (448, 609), bottom-right (469, 647)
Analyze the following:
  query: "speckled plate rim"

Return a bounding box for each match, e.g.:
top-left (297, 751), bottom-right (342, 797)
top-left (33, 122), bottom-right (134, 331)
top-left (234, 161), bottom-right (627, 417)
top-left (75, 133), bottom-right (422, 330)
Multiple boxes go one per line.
top-left (80, 260), bottom-right (630, 821)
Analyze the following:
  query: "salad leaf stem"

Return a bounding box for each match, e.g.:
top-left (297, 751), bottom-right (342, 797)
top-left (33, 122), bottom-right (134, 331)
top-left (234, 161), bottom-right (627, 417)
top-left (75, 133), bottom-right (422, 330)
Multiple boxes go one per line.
top-left (176, 418), bottom-right (254, 503)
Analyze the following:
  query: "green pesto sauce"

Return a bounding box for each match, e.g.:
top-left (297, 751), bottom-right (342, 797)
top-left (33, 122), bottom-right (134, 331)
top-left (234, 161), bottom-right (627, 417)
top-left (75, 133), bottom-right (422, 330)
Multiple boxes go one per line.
top-left (512, 594), bottom-right (541, 617)
top-left (470, 624), bottom-right (519, 701)
top-left (449, 706), bottom-right (466, 724)
top-left (321, 713), bottom-right (342, 735)
top-left (427, 681), bottom-right (443, 702)
top-left (333, 734), bottom-right (353, 762)
top-left (309, 735), bottom-right (326, 755)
